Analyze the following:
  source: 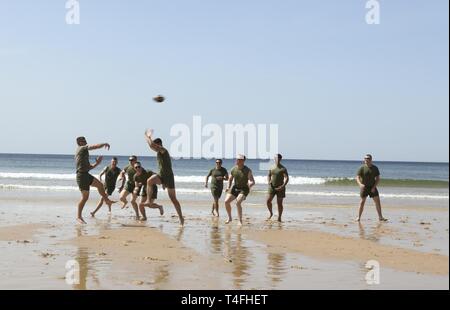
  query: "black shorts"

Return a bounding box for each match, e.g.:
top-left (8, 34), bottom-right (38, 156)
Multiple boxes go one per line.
top-left (360, 186), bottom-right (379, 199)
top-left (211, 187), bottom-right (224, 199)
top-left (139, 185), bottom-right (158, 199)
top-left (76, 172), bottom-right (94, 192)
top-left (105, 184), bottom-right (116, 196)
top-left (125, 182), bottom-right (135, 193)
top-left (230, 186), bottom-right (250, 198)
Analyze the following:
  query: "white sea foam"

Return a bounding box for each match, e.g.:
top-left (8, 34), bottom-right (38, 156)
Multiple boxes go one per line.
top-left (0, 183), bottom-right (447, 200)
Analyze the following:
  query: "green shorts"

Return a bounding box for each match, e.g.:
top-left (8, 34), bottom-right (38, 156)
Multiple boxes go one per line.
top-left (159, 173), bottom-right (175, 189)
top-left (269, 185), bottom-right (286, 199)
top-left (125, 182), bottom-right (135, 193)
top-left (230, 186), bottom-right (250, 198)
top-left (139, 185), bottom-right (158, 199)
top-left (105, 184), bottom-right (116, 196)
top-left (76, 172), bottom-right (94, 192)
top-left (211, 187), bottom-right (224, 199)
top-left (360, 186), bottom-right (379, 199)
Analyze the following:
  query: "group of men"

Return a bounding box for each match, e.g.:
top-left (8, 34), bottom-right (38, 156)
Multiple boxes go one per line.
top-left (75, 133), bottom-right (387, 226)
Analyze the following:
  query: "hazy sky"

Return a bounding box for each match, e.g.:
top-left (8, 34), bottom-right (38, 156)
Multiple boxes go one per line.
top-left (0, 0), bottom-right (448, 162)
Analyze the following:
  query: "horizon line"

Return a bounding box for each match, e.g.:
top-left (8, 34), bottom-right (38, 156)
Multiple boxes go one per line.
top-left (0, 152), bottom-right (448, 165)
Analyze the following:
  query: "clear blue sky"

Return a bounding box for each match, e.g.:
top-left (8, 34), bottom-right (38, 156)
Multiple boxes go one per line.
top-left (0, 0), bottom-right (448, 162)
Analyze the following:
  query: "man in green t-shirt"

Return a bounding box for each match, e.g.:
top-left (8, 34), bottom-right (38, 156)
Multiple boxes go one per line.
top-left (74, 136), bottom-right (116, 224)
top-left (141, 129), bottom-right (184, 226)
top-left (225, 154), bottom-right (256, 226)
top-left (118, 155), bottom-right (140, 220)
top-left (267, 154), bottom-right (290, 222)
top-left (356, 154), bottom-right (388, 222)
top-left (90, 157), bottom-right (121, 217)
top-left (132, 162), bottom-right (164, 221)
top-left (205, 159), bottom-right (229, 217)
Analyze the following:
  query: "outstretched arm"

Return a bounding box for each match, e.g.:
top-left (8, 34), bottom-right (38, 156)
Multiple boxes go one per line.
top-left (90, 156), bottom-right (103, 170)
top-left (88, 143), bottom-right (110, 151)
top-left (144, 130), bottom-right (162, 153)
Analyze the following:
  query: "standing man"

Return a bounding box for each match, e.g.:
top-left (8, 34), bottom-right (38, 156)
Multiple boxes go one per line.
top-left (205, 159), bottom-right (229, 217)
top-left (74, 136), bottom-right (116, 224)
top-left (133, 161), bottom-right (164, 221)
top-left (90, 157), bottom-right (121, 217)
top-left (224, 155), bottom-right (256, 226)
top-left (118, 156), bottom-right (140, 220)
top-left (267, 154), bottom-right (289, 222)
top-left (142, 129), bottom-right (184, 226)
top-left (356, 154), bottom-right (388, 222)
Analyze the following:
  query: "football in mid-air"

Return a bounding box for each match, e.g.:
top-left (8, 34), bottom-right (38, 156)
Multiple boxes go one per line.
top-left (153, 95), bottom-right (165, 103)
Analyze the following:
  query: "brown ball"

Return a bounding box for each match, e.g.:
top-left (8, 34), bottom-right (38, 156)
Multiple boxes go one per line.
top-left (153, 95), bottom-right (165, 103)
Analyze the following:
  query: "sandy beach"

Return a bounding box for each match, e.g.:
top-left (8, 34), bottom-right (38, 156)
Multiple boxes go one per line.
top-left (0, 190), bottom-right (448, 290)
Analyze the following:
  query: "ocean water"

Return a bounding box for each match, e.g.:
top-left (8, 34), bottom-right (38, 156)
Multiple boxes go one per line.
top-left (0, 153), bottom-right (448, 207)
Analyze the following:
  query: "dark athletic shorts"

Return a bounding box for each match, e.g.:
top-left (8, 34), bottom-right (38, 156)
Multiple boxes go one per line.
top-left (230, 186), bottom-right (250, 198)
top-left (159, 173), bottom-right (175, 189)
top-left (211, 187), bottom-right (224, 199)
top-left (105, 185), bottom-right (116, 196)
top-left (269, 184), bottom-right (286, 199)
top-left (125, 182), bottom-right (135, 194)
top-left (138, 185), bottom-right (158, 199)
top-left (360, 186), bottom-right (379, 199)
top-left (77, 172), bottom-right (94, 192)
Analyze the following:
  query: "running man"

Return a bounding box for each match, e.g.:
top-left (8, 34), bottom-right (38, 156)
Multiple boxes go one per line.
top-left (205, 159), bottom-right (229, 217)
top-left (90, 157), bottom-right (121, 217)
top-left (356, 154), bottom-right (388, 222)
top-left (74, 136), bottom-right (116, 224)
top-left (118, 156), bottom-right (140, 220)
top-left (267, 154), bottom-right (289, 222)
top-left (224, 155), bottom-right (256, 226)
top-left (133, 161), bottom-right (164, 221)
top-left (142, 129), bottom-right (184, 226)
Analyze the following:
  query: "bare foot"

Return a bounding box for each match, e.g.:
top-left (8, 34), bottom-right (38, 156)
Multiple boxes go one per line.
top-left (355, 217), bottom-right (361, 222)
top-left (159, 205), bottom-right (164, 216)
top-left (179, 217), bottom-right (185, 227)
top-left (379, 218), bottom-right (388, 222)
top-left (77, 218), bottom-right (87, 225)
top-left (225, 219), bottom-right (232, 224)
top-left (90, 212), bottom-right (95, 218)
top-left (140, 217), bottom-right (147, 222)
top-left (277, 218), bottom-right (283, 223)
top-left (267, 213), bottom-right (273, 221)
top-left (237, 221), bottom-right (243, 226)
top-left (105, 199), bottom-right (117, 207)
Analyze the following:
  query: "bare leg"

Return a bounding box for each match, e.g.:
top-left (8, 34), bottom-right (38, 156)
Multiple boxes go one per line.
top-left (236, 194), bottom-right (246, 226)
top-left (356, 197), bottom-right (367, 222)
top-left (142, 175), bottom-right (162, 207)
top-left (168, 188), bottom-right (184, 226)
top-left (266, 194), bottom-right (274, 220)
top-left (224, 194), bottom-right (236, 224)
top-left (130, 193), bottom-right (139, 220)
top-left (212, 198), bottom-right (220, 217)
top-left (91, 178), bottom-right (116, 207)
top-left (277, 197), bottom-right (284, 222)
top-left (373, 196), bottom-right (387, 221)
top-left (211, 202), bottom-right (216, 216)
top-left (119, 190), bottom-right (129, 209)
top-left (91, 197), bottom-right (104, 217)
top-left (139, 196), bottom-right (147, 221)
top-left (77, 191), bottom-right (89, 224)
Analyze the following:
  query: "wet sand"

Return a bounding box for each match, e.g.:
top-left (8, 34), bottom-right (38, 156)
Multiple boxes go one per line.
top-left (0, 194), bottom-right (448, 290)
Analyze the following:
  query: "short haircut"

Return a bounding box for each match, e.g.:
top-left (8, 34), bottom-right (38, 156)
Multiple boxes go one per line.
top-left (112, 157), bottom-right (118, 161)
top-left (129, 155), bottom-right (137, 161)
top-left (277, 154), bottom-right (283, 161)
top-left (154, 138), bottom-right (163, 146)
top-left (134, 161), bottom-right (141, 166)
top-left (76, 136), bottom-right (86, 145)
top-left (365, 154), bottom-right (373, 159)
top-left (216, 159), bottom-right (223, 163)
